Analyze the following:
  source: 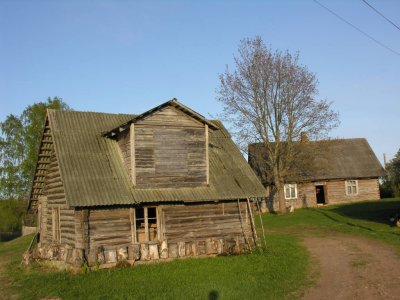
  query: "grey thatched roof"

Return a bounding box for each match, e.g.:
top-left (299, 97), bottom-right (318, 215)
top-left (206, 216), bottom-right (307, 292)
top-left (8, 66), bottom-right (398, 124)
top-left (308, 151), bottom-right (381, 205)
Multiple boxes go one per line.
top-left (47, 107), bottom-right (266, 207)
top-left (249, 138), bottom-right (385, 182)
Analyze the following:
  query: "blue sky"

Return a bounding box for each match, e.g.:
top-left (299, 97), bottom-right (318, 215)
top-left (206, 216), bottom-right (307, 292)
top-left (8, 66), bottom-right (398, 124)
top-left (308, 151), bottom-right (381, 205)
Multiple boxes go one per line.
top-left (0, 0), bottom-right (399, 163)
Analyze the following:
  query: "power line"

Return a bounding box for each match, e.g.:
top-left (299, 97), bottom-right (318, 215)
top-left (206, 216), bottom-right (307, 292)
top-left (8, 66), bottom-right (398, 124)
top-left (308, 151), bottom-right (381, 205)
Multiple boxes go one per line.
top-left (313, 0), bottom-right (400, 57)
top-left (361, 0), bottom-right (400, 32)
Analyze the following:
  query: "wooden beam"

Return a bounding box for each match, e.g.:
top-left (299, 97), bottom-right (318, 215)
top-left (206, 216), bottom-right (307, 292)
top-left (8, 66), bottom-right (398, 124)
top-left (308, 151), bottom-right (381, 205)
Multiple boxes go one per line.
top-left (130, 123), bottom-right (136, 186)
top-left (205, 124), bottom-right (209, 185)
top-left (129, 208), bottom-right (135, 244)
top-left (144, 207), bottom-right (149, 241)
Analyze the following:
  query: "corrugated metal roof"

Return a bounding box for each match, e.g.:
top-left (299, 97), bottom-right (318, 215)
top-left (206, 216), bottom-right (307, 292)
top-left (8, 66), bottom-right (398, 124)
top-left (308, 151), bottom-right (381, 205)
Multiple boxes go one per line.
top-left (47, 109), bottom-right (266, 207)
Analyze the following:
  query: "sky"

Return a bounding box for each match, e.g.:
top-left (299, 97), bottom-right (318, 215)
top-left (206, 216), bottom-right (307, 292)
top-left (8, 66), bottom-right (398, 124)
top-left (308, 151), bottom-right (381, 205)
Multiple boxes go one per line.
top-left (0, 0), bottom-right (399, 163)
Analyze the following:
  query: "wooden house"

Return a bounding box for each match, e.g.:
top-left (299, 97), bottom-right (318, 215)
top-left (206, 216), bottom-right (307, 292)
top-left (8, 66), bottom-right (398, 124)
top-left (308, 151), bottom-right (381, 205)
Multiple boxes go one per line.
top-left (248, 138), bottom-right (385, 212)
top-left (27, 99), bottom-right (266, 267)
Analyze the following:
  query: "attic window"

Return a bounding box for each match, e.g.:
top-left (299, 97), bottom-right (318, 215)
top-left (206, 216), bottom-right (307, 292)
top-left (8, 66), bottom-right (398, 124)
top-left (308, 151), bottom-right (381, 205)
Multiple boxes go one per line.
top-left (284, 184), bottom-right (297, 200)
top-left (345, 180), bottom-right (358, 195)
top-left (135, 207), bottom-right (158, 242)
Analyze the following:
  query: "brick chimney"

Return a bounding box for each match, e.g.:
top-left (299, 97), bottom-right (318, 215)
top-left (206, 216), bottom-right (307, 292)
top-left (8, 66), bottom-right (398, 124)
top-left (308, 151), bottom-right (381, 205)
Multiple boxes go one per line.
top-left (300, 132), bottom-right (309, 142)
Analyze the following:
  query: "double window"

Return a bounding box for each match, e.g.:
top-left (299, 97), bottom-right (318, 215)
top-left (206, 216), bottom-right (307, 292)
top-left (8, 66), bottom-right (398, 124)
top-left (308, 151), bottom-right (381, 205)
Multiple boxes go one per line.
top-left (284, 184), bottom-right (298, 200)
top-left (346, 180), bottom-right (358, 195)
top-left (135, 207), bottom-right (158, 242)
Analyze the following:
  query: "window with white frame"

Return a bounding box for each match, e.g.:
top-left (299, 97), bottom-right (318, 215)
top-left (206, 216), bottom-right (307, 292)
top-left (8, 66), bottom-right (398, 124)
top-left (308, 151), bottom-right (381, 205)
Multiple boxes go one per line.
top-left (284, 184), bottom-right (297, 199)
top-left (346, 180), bottom-right (358, 195)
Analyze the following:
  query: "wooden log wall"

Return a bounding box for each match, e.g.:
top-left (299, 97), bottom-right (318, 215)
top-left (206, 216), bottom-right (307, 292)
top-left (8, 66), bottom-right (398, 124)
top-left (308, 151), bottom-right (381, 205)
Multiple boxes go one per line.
top-left (71, 201), bottom-right (255, 266)
top-left (162, 202), bottom-right (253, 247)
top-left (44, 150), bottom-right (75, 247)
top-left (326, 179), bottom-right (380, 203)
top-left (88, 208), bottom-right (132, 251)
top-left (117, 106), bottom-right (208, 188)
top-left (30, 119), bottom-right (52, 212)
top-left (265, 178), bottom-right (380, 212)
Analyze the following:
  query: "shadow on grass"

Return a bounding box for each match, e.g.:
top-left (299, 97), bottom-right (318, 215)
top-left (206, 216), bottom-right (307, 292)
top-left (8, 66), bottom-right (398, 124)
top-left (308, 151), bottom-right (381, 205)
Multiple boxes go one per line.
top-left (312, 204), bottom-right (400, 238)
top-left (330, 199), bottom-right (400, 225)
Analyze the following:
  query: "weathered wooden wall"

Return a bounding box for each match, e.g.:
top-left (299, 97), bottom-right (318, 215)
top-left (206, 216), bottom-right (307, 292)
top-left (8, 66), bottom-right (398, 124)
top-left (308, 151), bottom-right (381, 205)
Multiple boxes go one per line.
top-left (117, 130), bottom-right (131, 180)
top-left (162, 202), bottom-right (252, 243)
top-left (72, 201), bottom-right (255, 266)
top-left (326, 179), bottom-right (380, 204)
top-left (44, 150), bottom-right (75, 247)
top-left (264, 178), bottom-right (380, 212)
top-left (117, 106), bottom-right (208, 188)
top-left (88, 208), bottom-right (132, 251)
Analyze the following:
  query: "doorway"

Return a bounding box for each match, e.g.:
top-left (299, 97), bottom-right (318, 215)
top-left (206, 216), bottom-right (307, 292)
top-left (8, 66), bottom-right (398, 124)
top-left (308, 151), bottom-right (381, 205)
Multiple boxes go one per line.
top-left (316, 185), bottom-right (326, 205)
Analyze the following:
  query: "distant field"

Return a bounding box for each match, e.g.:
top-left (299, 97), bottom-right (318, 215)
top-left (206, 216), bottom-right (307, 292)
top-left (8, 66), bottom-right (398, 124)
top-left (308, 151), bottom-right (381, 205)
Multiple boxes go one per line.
top-left (1, 198), bottom-right (399, 300)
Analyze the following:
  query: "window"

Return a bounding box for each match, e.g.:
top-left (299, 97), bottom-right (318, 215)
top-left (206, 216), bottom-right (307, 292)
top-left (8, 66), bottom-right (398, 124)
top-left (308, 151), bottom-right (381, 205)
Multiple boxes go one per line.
top-left (284, 184), bottom-right (297, 200)
top-left (135, 207), bottom-right (158, 242)
top-left (346, 180), bottom-right (358, 195)
top-left (52, 207), bottom-right (61, 242)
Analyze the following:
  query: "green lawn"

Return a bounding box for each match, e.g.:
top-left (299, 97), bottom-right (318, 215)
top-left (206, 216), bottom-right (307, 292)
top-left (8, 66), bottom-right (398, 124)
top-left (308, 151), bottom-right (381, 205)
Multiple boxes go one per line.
top-left (260, 198), bottom-right (400, 250)
top-left (1, 198), bottom-right (399, 300)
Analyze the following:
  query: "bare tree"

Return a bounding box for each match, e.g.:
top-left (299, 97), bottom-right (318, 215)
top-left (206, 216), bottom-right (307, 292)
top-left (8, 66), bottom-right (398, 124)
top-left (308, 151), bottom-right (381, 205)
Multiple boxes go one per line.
top-left (217, 37), bottom-right (339, 213)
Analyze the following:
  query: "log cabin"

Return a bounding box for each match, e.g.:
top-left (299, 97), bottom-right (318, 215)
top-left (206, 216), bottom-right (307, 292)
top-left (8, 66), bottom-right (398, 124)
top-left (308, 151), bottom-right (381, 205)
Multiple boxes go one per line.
top-left (248, 137), bottom-right (385, 212)
top-left (27, 99), bottom-right (266, 267)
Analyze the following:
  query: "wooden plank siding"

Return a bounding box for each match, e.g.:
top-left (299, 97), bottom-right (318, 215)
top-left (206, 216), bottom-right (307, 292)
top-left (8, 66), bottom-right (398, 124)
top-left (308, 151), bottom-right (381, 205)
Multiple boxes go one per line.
top-left (117, 106), bottom-right (208, 188)
top-left (326, 178), bottom-right (380, 204)
top-left (265, 178), bottom-right (380, 212)
top-left (162, 202), bottom-right (252, 244)
top-left (78, 201), bottom-right (253, 263)
top-left (88, 208), bottom-right (132, 251)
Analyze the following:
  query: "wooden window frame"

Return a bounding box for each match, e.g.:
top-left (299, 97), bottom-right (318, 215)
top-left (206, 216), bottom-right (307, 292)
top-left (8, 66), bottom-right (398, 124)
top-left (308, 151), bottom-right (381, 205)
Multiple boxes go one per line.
top-left (52, 207), bottom-right (61, 243)
top-left (345, 180), bottom-right (358, 195)
top-left (134, 206), bottom-right (159, 243)
top-left (284, 183), bottom-right (298, 200)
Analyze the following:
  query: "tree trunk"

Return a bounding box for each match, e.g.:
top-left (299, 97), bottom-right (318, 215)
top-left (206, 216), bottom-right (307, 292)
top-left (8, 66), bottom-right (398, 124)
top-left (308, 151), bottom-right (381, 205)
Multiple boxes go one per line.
top-left (277, 183), bottom-right (287, 214)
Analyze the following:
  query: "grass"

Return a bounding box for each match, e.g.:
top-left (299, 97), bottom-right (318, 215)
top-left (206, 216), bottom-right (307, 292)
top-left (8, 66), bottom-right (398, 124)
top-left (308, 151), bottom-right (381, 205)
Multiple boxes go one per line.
top-left (259, 198), bottom-right (400, 249)
top-left (1, 234), bottom-right (309, 300)
top-left (1, 198), bottom-right (399, 300)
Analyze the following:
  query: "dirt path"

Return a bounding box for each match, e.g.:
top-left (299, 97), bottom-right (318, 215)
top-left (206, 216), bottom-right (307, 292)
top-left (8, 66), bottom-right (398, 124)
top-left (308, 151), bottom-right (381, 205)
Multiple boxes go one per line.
top-left (301, 236), bottom-right (400, 300)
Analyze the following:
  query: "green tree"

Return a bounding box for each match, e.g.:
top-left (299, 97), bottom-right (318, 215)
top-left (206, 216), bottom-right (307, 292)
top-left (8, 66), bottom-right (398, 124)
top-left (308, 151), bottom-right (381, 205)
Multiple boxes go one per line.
top-left (0, 97), bottom-right (70, 200)
top-left (386, 149), bottom-right (400, 197)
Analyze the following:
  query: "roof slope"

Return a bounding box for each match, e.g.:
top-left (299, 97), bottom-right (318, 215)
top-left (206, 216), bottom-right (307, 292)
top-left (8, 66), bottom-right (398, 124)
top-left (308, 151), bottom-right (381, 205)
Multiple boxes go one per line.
top-left (47, 109), bottom-right (266, 207)
top-left (249, 138), bottom-right (385, 182)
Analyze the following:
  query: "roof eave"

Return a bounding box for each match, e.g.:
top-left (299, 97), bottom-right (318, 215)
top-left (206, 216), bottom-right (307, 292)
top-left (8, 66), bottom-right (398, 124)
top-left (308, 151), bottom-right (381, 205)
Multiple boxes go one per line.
top-left (102, 99), bottom-right (219, 138)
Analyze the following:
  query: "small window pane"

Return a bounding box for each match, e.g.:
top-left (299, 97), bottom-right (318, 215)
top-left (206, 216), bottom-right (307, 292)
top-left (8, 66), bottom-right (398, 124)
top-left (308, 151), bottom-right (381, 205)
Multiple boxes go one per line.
top-left (136, 207), bottom-right (146, 242)
top-left (148, 207), bottom-right (157, 241)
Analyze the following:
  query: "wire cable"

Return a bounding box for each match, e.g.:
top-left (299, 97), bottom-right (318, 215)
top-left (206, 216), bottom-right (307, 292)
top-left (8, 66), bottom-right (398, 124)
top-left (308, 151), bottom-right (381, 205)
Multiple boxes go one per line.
top-left (361, 0), bottom-right (400, 32)
top-left (313, 0), bottom-right (400, 57)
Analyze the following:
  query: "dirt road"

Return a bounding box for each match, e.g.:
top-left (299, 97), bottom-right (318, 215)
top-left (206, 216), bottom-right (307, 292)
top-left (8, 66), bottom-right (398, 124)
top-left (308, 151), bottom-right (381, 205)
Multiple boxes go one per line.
top-left (301, 236), bottom-right (400, 300)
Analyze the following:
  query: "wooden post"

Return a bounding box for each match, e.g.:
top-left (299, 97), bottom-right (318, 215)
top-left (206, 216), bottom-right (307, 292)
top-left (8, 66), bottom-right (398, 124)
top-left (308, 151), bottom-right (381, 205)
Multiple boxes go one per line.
top-left (129, 208), bottom-right (135, 244)
top-left (144, 207), bottom-right (149, 241)
top-left (237, 199), bottom-right (252, 251)
top-left (246, 198), bottom-right (258, 244)
top-left (205, 124), bottom-right (209, 185)
top-left (130, 123), bottom-right (136, 186)
top-left (256, 200), bottom-right (267, 249)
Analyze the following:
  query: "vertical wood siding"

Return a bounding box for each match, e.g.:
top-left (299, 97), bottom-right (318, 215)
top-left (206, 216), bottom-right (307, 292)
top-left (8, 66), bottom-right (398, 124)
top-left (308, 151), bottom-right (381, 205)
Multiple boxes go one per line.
top-left (125, 106), bottom-right (208, 188)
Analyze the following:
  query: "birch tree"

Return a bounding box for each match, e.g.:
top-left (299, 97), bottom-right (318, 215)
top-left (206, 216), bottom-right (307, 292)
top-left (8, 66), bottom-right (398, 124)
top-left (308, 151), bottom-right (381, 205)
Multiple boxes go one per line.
top-left (0, 97), bottom-right (70, 200)
top-left (217, 37), bottom-right (339, 213)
